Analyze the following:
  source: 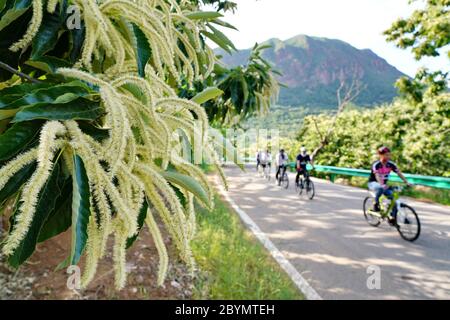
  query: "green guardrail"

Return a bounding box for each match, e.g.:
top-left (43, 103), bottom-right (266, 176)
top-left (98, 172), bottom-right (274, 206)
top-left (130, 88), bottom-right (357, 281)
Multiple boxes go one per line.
top-left (237, 158), bottom-right (449, 189)
top-left (287, 163), bottom-right (450, 190)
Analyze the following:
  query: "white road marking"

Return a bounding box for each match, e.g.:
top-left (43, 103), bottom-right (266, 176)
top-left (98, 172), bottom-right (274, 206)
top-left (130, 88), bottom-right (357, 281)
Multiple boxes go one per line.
top-left (215, 176), bottom-right (323, 300)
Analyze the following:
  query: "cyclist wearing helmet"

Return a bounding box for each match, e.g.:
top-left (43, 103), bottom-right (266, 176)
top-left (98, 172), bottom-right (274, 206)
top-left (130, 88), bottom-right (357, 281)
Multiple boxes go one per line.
top-left (368, 147), bottom-right (411, 219)
top-left (295, 147), bottom-right (315, 186)
top-left (275, 149), bottom-right (289, 182)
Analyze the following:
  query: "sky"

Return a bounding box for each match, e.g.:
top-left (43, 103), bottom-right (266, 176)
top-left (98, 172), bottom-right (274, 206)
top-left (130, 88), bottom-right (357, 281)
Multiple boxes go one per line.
top-left (205, 0), bottom-right (449, 77)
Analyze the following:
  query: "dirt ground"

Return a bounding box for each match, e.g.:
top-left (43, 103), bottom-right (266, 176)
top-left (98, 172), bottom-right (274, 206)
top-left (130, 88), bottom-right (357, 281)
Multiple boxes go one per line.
top-left (0, 226), bottom-right (196, 300)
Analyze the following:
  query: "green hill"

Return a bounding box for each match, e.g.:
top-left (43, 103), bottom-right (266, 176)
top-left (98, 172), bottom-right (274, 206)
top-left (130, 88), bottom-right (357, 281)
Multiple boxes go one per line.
top-left (217, 35), bottom-right (406, 107)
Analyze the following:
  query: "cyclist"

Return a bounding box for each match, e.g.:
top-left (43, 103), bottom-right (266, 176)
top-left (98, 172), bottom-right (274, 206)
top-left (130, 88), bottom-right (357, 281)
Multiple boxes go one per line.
top-left (260, 150), bottom-right (269, 171)
top-left (256, 150), bottom-right (261, 171)
top-left (368, 146), bottom-right (411, 222)
top-left (295, 147), bottom-right (315, 186)
top-left (266, 150), bottom-right (273, 171)
top-left (275, 149), bottom-right (289, 182)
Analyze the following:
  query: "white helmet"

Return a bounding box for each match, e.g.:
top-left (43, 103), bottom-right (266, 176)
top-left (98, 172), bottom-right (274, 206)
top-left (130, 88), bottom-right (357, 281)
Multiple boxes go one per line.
top-left (300, 147), bottom-right (307, 153)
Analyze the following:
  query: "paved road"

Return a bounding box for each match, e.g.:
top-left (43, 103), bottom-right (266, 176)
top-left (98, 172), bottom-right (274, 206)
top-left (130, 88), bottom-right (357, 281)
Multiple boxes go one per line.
top-left (223, 165), bottom-right (450, 300)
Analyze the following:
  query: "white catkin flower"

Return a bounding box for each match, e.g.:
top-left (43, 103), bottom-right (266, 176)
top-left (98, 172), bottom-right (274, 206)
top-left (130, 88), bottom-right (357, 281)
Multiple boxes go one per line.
top-left (0, 149), bottom-right (38, 192)
top-left (46, 0), bottom-right (59, 13)
top-left (81, 218), bottom-right (102, 288)
top-left (10, 0), bottom-right (44, 51)
top-left (145, 208), bottom-right (169, 286)
top-left (2, 0), bottom-right (230, 290)
top-left (3, 122), bottom-right (66, 255)
top-left (113, 223), bottom-right (128, 290)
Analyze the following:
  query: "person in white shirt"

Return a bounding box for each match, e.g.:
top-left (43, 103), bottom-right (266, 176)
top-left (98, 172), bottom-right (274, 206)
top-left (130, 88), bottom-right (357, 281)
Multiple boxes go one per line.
top-left (275, 149), bottom-right (289, 181)
top-left (260, 150), bottom-right (268, 166)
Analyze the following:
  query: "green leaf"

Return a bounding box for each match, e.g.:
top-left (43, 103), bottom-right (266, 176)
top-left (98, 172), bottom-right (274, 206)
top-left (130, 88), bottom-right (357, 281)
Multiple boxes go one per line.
top-left (0, 82), bottom-right (52, 97)
top-left (0, 119), bottom-right (8, 134)
top-left (69, 22), bottom-right (85, 63)
top-left (25, 56), bottom-right (71, 73)
top-left (0, 109), bottom-right (18, 120)
top-left (132, 23), bottom-right (152, 78)
top-left (30, 0), bottom-right (68, 58)
top-left (191, 87), bottom-right (224, 105)
top-left (126, 199), bottom-right (148, 249)
top-left (207, 24), bottom-right (237, 51)
top-left (0, 81), bottom-right (92, 110)
top-left (0, 0), bottom-right (7, 11)
top-left (210, 18), bottom-right (238, 31)
top-left (77, 121), bottom-right (110, 142)
top-left (37, 178), bottom-right (72, 243)
top-left (255, 44), bottom-right (273, 51)
top-left (0, 4), bottom-right (31, 81)
top-left (0, 0), bottom-right (31, 31)
top-left (69, 154), bottom-right (91, 265)
top-left (8, 162), bottom-right (62, 268)
top-left (169, 183), bottom-right (187, 208)
top-left (12, 98), bottom-right (103, 122)
top-left (186, 11), bottom-right (222, 20)
top-left (0, 162), bottom-right (36, 205)
top-left (121, 83), bottom-right (148, 104)
top-left (0, 120), bottom-right (42, 161)
top-left (201, 29), bottom-right (236, 54)
top-left (160, 170), bottom-right (210, 208)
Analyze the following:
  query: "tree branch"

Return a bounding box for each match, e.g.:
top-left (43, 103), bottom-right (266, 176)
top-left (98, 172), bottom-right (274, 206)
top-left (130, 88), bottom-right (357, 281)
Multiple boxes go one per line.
top-left (0, 61), bottom-right (43, 84)
top-left (312, 117), bottom-right (324, 142)
top-left (312, 75), bottom-right (364, 160)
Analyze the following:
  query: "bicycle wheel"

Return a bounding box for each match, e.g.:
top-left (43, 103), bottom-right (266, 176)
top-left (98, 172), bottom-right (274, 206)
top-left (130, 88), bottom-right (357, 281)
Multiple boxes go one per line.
top-left (265, 167), bottom-right (271, 181)
top-left (259, 167), bottom-right (264, 178)
top-left (297, 179), bottom-right (304, 195)
top-left (363, 196), bottom-right (381, 227)
top-left (396, 204), bottom-right (421, 242)
top-left (306, 179), bottom-right (315, 200)
top-left (281, 173), bottom-right (289, 189)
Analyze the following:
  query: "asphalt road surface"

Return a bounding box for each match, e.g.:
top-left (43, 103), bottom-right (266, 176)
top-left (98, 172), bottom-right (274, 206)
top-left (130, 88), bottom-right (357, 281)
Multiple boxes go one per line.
top-left (222, 165), bottom-right (450, 300)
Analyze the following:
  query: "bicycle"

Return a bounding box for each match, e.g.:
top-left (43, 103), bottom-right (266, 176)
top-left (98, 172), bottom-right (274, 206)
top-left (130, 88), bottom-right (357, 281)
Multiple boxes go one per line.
top-left (257, 164), bottom-right (264, 178)
top-left (263, 164), bottom-right (271, 181)
top-left (363, 186), bottom-right (421, 242)
top-left (295, 170), bottom-right (315, 200)
top-left (277, 166), bottom-right (289, 189)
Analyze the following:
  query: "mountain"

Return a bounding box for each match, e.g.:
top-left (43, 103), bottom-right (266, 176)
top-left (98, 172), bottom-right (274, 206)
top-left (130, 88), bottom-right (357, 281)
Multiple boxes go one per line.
top-left (216, 35), bottom-right (406, 107)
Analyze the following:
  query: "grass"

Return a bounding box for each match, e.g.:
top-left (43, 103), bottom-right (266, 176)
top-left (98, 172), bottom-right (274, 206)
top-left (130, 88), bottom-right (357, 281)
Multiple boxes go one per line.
top-left (191, 194), bottom-right (304, 300)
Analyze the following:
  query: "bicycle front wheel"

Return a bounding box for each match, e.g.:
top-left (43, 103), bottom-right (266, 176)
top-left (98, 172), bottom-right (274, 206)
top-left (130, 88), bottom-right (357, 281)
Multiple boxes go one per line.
top-left (282, 174), bottom-right (289, 189)
top-left (306, 179), bottom-right (315, 200)
top-left (265, 168), bottom-right (271, 181)
top-left (396, 204), bottom-right (421, 242)
top-left (363, 196), bottom-right (381, 227)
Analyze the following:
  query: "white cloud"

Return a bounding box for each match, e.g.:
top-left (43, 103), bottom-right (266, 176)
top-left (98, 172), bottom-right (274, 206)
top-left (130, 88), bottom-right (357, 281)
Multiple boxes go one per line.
top-left (207, 0), bottom-right (449, 76)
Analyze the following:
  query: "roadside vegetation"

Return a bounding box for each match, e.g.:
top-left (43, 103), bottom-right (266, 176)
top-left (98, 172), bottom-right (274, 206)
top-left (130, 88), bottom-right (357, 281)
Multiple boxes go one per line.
top-left (192, 195), bottom-right (303, 300)
top-left (295, 99), bottom-right (448, 177)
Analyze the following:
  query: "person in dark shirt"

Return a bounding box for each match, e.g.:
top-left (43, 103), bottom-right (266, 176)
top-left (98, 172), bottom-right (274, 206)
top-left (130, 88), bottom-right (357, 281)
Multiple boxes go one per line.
top-left (368, 147), bottom-right (411, 219)
top-left (295, 147), bottom-right (315, 186)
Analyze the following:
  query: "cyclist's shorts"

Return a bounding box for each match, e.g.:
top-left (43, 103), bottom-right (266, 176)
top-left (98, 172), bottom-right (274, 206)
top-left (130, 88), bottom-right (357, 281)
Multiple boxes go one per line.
top-left (368, 182), bottom-right (382, 191)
